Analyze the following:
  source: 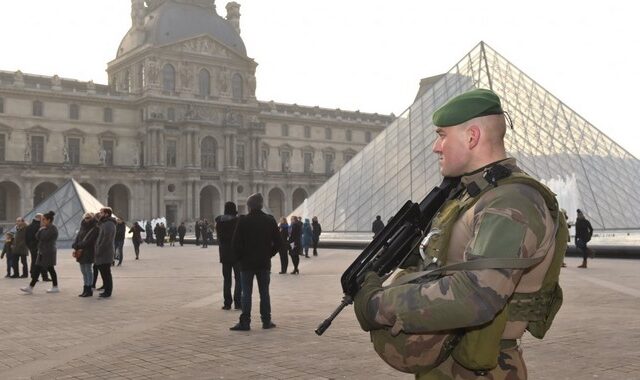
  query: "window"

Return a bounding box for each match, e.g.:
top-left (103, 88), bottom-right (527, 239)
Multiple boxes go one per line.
top-left (201, 136), bottom-right (217, 169)
top-left (163, 64), bottom-right (176, 92)
top-left (102, 140), bottom-right (114, 166)
top-left (344, 153), bottom-right (354, 163)
top-left (0, 134), bottom-right (5, 162)
top-left (281, 124), bottom-right (289, 137)
top-left (324, 152), bottom-right (334, 175)
top-left (198, 69), bottom-right (210, 97)
top-left (166, 140), bottom-right (177, 167)
top-left (31, 135), bottom-right (44, 163)
top-left (346, 129), bottom-right (352, 142)
top-left (365, 131), bottom-right (372, 143)
top-left (236, 144), bottom-right (245, 169)
top-left (0, 97), bottom-right (4, 113)
top-left (67, 137), bottom-right (80, 165)
top-left (167, 107), bottom-right (175, 122)
top-left (325, 128), bottom-right (332, 140)
top-left (303, 152), bottom-right (313, 173)
top-left (232, 73), bottom-right (243, 100)
top-left (304, 125), bottom-right (311, 138)
top-left (33, 100), bottom-right (43, 117)
top-left (281, 150), bottom-right (291, 172)
top-left (124, 70), bottom-right (130, 92)
top-left (104, 107), bottom-right (113, 123)
top-left (69, 104), bottom-right (79, 120)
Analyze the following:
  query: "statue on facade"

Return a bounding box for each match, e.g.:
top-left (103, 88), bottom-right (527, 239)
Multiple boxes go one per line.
top-left (132, 145), bottom-right (140, 167)
top-left (98, 147), bottom-right (107, 166)
top-left (14, 70), bottom-right (24, 85)
top-left (146, 58), bottom-right (159, 84)
top-left (247, 74), bottom-right (256, 96)
top-left (217, 67), bottom-right (229, 93)
top-left (131, 0), bottom-right (145, 29)
top-left (24, 140), bottom-right (31, 162)
top-left (51, 75), bottom-right (62, 88)
top-left (62, 142), bottom-right (70, 164)
top-left (261, 149), bottom-right (269, 170)
top-left (180, 62), bottom-right (193, 89)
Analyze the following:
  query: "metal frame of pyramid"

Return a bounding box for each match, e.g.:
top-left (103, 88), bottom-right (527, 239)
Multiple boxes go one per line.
top-left (21, 179), bottom-right (109, 242)
top-left (292, 42), bottom-right (640, 231)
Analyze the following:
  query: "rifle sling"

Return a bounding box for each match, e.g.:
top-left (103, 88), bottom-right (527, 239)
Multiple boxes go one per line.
top-left (384, 256), bottom-right (544, 289)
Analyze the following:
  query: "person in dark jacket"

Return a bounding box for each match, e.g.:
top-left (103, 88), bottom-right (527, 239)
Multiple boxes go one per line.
top-left (288, 216), bottom-right (302, 274)
top-left (94, 207), bottom-right (116, 298)
top-left (575, 209), bottom-right (594, 268)
top-left (195, 220), bottom-right (202, 246)
top-left (372, 215), bottom-right (384, 236)
top-left (114, 218), bottom-right (126, 266)
top-left (277, 217), bottom-right (289, 274)
top-left (25, 213), bottom-right (50, 281)
top-left (230, 193), bottom-right (283, 331)
top-left (177, 222), bottom-right (186, 246)
top-left (201, 220), bottom-right (210, 248)
top-left (311, 216), bottom-right (322, 257)
top-left (13, 218), bottom-right (29, 277)
top-left (129, 222), bottom-right (144, 260)
top-left (145, 220), bottom-right (153, 244)
top-left (2, 232), bottom-right (15, 277)
top-left (215, 202), bottom-right (241, 310)
top-left (168, 223), bottom-right (177, 247)
top-left (302, 218), bottom-right (313, 258)
top-left (72, 212), bottom-right (99, 297)
top-left (21, 211), bottom-right (59, 294)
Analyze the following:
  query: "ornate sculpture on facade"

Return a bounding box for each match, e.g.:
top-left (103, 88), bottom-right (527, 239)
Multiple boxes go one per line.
top-left (14, 70), bottom-right (24, 86)
top-left (146, 58), bottom-right (159, 84)
top-left (24, 140), bottom-right (31, 162)
top-left (179, 62), bottom-right (193, 89)
top-left (86, 80), bottom-right (96, 92)
top-left (62, 142), bottom-right (70, 164)
top-left (98, 147), bottom-right (107, 166)
top-left (261, 149), bottom-right (269, 170)
top-left (217, 67), bottom-right (230, 94)
top-left (51, 75), bottom-right (62, 88)
top-left (132, 144), bottom-right (140, 167)
top-left (131, 0), bottom-right (146, 28)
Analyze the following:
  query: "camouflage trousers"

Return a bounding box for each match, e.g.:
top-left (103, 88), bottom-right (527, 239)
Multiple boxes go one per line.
top-left (416, 345), bottom-right (526, 380)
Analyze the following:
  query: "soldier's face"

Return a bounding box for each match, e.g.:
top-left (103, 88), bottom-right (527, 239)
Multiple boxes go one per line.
top-left (432, 125), bottom-right (471, 177)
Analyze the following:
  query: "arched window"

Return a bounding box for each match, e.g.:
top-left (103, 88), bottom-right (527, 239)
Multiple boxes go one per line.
top-left (231, 73), bottom-right (243, 100)
top-left (201, 136), bottom-right (217, 170)
top-left (162, 64), bottom-right (176, 92)
top-left (198, 69), bottom-right (210, 97)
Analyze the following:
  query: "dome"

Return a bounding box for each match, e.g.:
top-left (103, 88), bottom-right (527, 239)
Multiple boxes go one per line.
top-left (117, 0), bottom-right (246, 58)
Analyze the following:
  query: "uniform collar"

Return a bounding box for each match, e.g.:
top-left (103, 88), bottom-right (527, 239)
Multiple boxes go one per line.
top-left (460, 158), bottom-right (518, 196)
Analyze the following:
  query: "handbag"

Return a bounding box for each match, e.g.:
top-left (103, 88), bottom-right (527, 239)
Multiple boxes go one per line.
top-left (72, 226), bottom-right (96, 259)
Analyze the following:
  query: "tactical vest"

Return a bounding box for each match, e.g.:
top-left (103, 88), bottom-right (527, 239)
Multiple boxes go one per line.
top-left (371, 171), bottom-right (568, 375)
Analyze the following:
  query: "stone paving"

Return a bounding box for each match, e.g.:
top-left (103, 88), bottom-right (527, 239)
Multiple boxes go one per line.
top-left (0, 243), bottom-right (639, 379)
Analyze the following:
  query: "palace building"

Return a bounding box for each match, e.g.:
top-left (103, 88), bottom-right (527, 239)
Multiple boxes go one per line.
top-left (0, 0), bottom-right (393, 227)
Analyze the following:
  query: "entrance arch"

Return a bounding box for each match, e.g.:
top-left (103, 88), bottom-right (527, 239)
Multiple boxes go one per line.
top-left (80, 182), bottom-right (97, 197)
top-left (0, 181), bottom-right (20, 222)
top-left (199, 185), bottom-right (220, 222)
top-left (268, 187), bottom-right (285, 219)
top-left (292, 188), bottom-right (308, 211)
top-left (108, 184), bottom-right (130, 221)
top-left (33, 182), bottom-right (58, 207)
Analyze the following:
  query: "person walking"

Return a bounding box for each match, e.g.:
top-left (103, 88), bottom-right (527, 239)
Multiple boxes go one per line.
top-left (311, 216), bottom-right (322, 257)
top-left (230, 193), bottom-right (283, 331)
top-left (277, 217), bottom-right (289, 274)
top-left (114, 218), bottom-right (126, 266)
top-left (302, 218), bottom-right (313, 258)
top-left (2, 232), bottom-right (16, 278)
top-left (94, 208), bottom-right (116, 298)
top-left (177, 222), bottom-right (186, 246)
top-left (288, 216), bottom-right (301, 274)
top-left (195, 220), bottom-right (202, 246)
top-left (575, 209), bottom-right (594, 268)
top-left (371, 215), bottom-right (384, 236)
top-left (21, 211), bottom-right (59, 294)
top-left (201, 220), bottom-right (210, 248)
top-left (25, 213), bottom-right (50, 281)
top-left (215, 202), bottom-right (241, 310)
top-left (72, 212), bottom-right (99, 297)
top-left (129, 222), bottom-right (144, 260)
top-left (13, 218), bottom-right (29, 277)
top-left (168, 223), bottom-right (177, 247)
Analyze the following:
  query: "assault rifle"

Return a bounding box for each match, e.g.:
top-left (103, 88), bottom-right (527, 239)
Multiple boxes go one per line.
top-left (315, 177), bottom-right (460, 336)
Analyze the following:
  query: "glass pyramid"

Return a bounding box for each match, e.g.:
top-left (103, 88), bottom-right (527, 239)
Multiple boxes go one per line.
top-left (292, 42), bottom-right (640, 231)
top-left (22, 179), bottom-right (108, 242)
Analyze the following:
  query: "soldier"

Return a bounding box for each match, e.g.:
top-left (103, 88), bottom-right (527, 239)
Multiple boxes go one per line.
top-left (353, 89), bottom-right (567, 379)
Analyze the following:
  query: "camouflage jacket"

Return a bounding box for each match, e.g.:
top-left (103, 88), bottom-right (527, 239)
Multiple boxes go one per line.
top-left (368, 158), bottom-right (558, 336)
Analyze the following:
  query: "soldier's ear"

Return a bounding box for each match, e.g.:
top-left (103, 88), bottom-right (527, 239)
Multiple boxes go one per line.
top-left (466, 125), bottom-right (481, 149)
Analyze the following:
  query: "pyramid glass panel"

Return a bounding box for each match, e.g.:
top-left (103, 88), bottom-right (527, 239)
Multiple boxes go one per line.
top-left (292, 42), bottom-right (640, 231)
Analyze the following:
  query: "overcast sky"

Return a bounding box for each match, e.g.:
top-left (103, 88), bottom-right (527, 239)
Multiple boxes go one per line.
top-left (2, 0), bottom-right (639, 157)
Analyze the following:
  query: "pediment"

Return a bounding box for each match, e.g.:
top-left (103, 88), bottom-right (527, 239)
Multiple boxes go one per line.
top-left (26, 125), bottom-right (50, 135)
top-left (63, 128), bottom-right (86, 136)
top-left (166, 35), bottom-right (254, 63)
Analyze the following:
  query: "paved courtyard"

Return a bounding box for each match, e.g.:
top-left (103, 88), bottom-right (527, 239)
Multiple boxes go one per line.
top-left (0, 243), bottom-right (639, 379)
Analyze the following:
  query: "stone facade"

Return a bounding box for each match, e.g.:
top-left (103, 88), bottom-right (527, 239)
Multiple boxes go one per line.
top-left (0, 0), bottom-right (392, 227)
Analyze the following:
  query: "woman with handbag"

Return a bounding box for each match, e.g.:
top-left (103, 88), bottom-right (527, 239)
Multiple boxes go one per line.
top-left (72, 212), bottom-right (99, 297)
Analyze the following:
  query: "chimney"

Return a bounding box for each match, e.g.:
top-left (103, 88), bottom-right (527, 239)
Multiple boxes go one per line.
top-left (226, 2), bottom-right (241, 35)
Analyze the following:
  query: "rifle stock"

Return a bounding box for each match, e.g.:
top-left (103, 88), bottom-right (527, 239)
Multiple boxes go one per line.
top-left (315, 177), bottom-right (459, 336)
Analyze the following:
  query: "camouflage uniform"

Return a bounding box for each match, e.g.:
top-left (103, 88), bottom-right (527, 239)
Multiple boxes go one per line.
top-left (365, 158), bottom-right (560, 379)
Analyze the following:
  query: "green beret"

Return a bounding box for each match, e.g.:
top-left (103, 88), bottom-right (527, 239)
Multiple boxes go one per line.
top-left (432, 88), bottom-right (503, 127)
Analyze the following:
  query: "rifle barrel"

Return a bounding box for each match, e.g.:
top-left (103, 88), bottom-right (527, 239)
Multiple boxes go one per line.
top-left (315, 296), bottom-right (353, 336)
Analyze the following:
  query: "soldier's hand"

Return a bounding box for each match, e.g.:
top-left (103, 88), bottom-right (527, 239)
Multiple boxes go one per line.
top-left (353, 271), bottom-right (384, 332)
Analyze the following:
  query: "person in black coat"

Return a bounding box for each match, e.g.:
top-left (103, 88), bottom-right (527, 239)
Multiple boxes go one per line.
top-left (215, 202), bottom-right (241, 310)
top-left (177, 222), bottom-right (186, 246)
top-left (311, 216), bottom-right (322, 256)
top-left (277, 217), bottom-right (289, 274)
top-left (372, 215), bottom-right (385, 236)
top-left (114, 218), bottom-right (126, 266)
top-left (288, 216), bottom-right (302, 274)
top-left (168, 223), bottom-right (178, 247)
top-left (25, 213), bottom-right (50, 281)
top-left (194, 220), bottom-right (202, 246)
top-left (21, 211), bottom-right (58, 294)
top-left (230, 193), bottom-right (283, 331)
top-left (145, 220), bottom-right (154, 244)
top-left (129, 222), bottom-right (144, 260)
top-left (575, 209), bottom-right (594, 268)
top-left (72, 213), bottom-right (99, 297)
